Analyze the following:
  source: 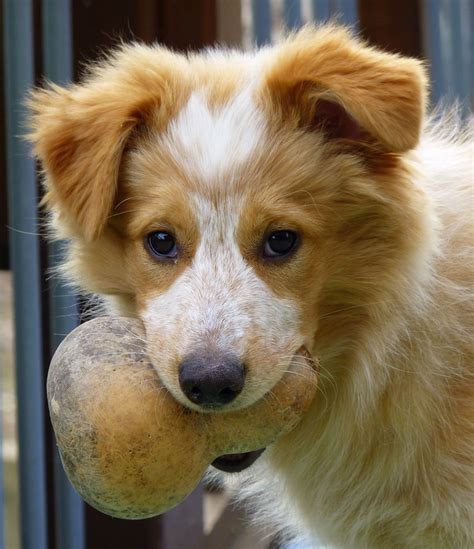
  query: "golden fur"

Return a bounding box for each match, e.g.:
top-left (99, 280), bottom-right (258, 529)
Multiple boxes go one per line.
top-left (29, 26), bottom-right (473, 547)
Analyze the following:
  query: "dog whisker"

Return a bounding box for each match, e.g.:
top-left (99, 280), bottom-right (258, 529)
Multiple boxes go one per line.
top-left (6, 224), bottom-right (49, 237)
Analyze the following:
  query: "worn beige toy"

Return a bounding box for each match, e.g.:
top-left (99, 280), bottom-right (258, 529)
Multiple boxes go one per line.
top-left (47, 316), bottom-right (318, 519)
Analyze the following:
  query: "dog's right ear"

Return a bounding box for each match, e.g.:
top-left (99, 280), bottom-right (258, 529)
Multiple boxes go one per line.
top-left (28, 45), bottom-right (189, 241)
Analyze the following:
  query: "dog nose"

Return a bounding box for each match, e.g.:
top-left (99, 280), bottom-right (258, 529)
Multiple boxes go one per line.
top-left (178, 351), bottom-right (246, 408)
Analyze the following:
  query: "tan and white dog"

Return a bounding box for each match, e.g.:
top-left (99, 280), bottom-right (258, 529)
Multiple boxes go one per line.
top-left (29, 26), bottom-right (473, 548)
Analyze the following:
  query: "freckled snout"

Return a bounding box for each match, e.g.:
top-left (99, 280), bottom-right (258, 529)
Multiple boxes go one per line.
top-left (178, 350), bottom-right (246, 408)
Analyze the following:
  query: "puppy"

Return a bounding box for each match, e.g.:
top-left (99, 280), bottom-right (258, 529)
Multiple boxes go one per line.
top-left (29, 25), bottom-right (473, 548)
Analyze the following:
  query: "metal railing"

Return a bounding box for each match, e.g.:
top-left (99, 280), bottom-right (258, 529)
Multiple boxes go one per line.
top-left (4, 1), bottom-right (49, 548)
top-left (251, 0), bottom-right (358, 46)
top-left (40, 1), bottom-right (86, 548)
top-left (422, 0), bottom-right (472, 113)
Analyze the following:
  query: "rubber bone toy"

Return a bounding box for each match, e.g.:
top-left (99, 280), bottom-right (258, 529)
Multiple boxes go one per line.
top-left (47, 316), bottom-right (318, 519)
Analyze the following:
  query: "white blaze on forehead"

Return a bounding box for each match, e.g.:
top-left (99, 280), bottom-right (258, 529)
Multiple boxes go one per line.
top-left (186, 194), bottom-right (250, 348)
top-left (163, 85), bottom-right (267, 181)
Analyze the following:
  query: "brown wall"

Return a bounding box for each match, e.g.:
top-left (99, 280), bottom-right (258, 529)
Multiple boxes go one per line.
top-left (358, 0), bottom-right (422, 58)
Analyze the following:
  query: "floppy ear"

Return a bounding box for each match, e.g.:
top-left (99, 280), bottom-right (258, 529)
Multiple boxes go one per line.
top-left (28, 44), bottom-right (189, 241)
top-left (264, 25), bottom-right (428, 153)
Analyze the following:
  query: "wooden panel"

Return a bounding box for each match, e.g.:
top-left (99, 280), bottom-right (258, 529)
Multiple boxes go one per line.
top-left (72, 0), bottom-right (159, 76)
top-left (358, 0), bottom-right (422, 58)
top-left (207, 502), bottom-right (248, 549)
top-left (161, 485), bottom-right (205, 549)
top-left (85, 507), bottom-right (162, 549)
top-left (157, 0), bottom-right (217, 50)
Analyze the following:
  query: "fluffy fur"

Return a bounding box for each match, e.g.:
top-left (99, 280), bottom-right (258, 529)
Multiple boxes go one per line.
top-left (29, 25), bottom-right (473, 548)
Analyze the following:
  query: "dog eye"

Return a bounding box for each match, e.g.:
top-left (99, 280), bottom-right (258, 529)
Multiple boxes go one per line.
top-left (145, 231), bottom-right (177, 259)
top-left (263, 230), bottom-right (298, 258)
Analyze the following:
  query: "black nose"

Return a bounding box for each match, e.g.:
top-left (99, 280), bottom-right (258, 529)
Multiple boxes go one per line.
top-left (178, 351), bottom-right (246, 408)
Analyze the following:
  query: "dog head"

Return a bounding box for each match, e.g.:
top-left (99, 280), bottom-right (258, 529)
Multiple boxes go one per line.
top-left (29, 26), bottom-right (428, 411)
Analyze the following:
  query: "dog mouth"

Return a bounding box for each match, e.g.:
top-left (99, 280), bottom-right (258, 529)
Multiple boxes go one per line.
top-left (211, 347), bottom-right (313, 473)
top-left (211, 448), bottom-right (266, 473)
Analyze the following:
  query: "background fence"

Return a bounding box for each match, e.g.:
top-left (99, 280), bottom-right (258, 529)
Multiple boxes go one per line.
top-left (1, 1), bottom-right (472, 548)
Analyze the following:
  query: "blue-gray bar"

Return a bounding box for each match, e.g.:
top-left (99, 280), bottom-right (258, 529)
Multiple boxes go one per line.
top-left (3, 1), bottom-right (49, 548)
top-left (252, 0), bottom-right (272, 46)
top-left (0, 372), bottom-right (3, 549)
top-left (312, 0), bottom-right (331, 22)
top-left (283, 0), bottom-right (302, 30)
top-left (331, 0), bottom-right (358, 27)
top-left (422, 0), bottom-right (472, 112)
top-left (448, 0), bottom-right (470, 112)
top-left (41, 1), bottom-right (86, 549)
top-left (469, 0), bottom-right (474, 109)
top-left (422, 0), bottom-right (445, 105)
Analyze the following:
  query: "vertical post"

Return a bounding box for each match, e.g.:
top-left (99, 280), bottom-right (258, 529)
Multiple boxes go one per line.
top-left (422, 0), bottom-right (449, 106)
top-left (283, 0), bottom-right (302, 30)
top-left (0, 373), bottom-right (3, 549)
top-left (2, 1), bottom-right (49, 548)
top-left (311, 0), bottom-right (358, 27)
top-left (331, 0), bottom-right (358, 27)
top-left (312, 0), bottom-right (331, 22)
top-left (252, 0), bottom-right (272, 45)
top-left (41, 2), bottom-right (86, 549)
top-left (447, 0), bottom-right (470, 111)
top-left (423, 0), bottom-right (471, 114)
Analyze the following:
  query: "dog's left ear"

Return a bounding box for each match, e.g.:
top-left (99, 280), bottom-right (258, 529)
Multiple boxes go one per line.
top-left (28, 45), bottom-right (188, 241)
top-left (263, 26), bottom-right (428, 153)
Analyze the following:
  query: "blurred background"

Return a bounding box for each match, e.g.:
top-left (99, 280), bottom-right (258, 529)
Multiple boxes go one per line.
top-left (0, 1), bottom-right (472, 548)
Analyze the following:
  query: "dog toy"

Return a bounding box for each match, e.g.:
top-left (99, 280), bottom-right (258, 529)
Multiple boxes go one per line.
top-left (47, 316), bottom-right (318, 519)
